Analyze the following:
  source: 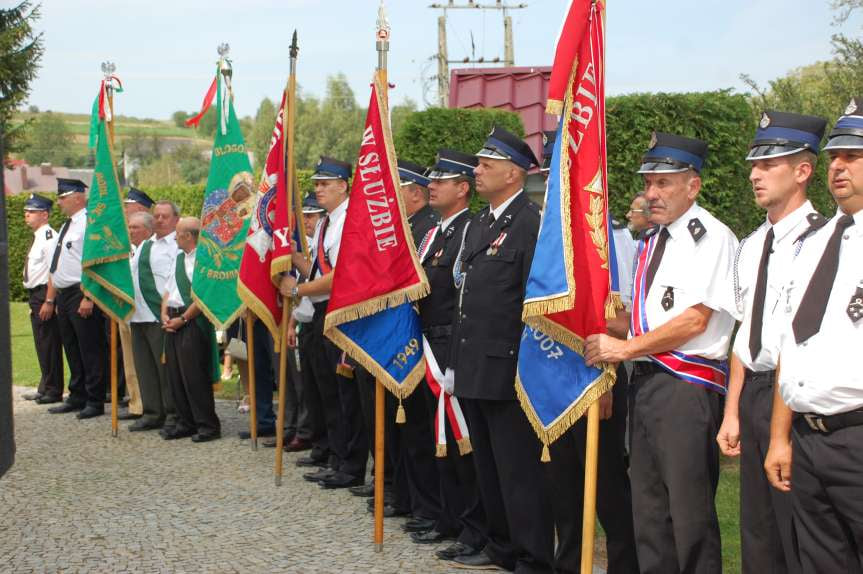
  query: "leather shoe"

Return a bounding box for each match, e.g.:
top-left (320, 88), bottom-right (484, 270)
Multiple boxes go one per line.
top-left (35, 395), bottom-right (62, 405)
top-left (163, 427), bottom-right (196, 440)
top-left (403, 517), bottom-right (436, 533)
top-left (296, 456), bottom-right (328, 468)
top-left (411, 529), bottom-right (456, 544)
top-left (261, 435), bottom-right (294, 448)
top-left (452, 550), bottom-right (503, 570)
top-left (285, 437), bottom-right (312, 452)
top-left (303, 468), bottom-right (336, 483)
top-left (48, 402), bottom-right (84, 414)
top-left (76, 406), bottom-right (105, 419)
top-left (117, 412), bottom-right (141, 421)
top-left (128, 420), bottom-right (163, 432)
top-left (366, 503), bottom-right (409, 517)
top-left (191, 432), bottom-right (221, 443)
top-left (436, 542), bottom-right (479, 561)
top-left (22, 391), bottom-right (43, 401)
top-left (237, 428), bottom-right (275, 440)
top-left (349, 483), bottom-right (375, 497)
top-left (319, 472), bottom-right (363, 489)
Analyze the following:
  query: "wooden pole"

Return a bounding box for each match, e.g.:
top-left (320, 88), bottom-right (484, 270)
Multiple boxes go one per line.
top-left (274, 301), bottom-right (288, 485)
top-left (580, 402), bottom-right (600, 573)
top-left (246, 310), bottom-right (258, 449)
top-left (105, 67), bottom-right (119, 439)
top-left (373, 1), bottom-right (390, 553)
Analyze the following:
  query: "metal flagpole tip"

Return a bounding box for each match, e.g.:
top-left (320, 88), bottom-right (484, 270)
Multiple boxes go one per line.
top-left (374, 543), bottom-right (383, 553)
top-left (376, 0), bottom-right (390, 41)
top-left (251, 439), bottom-right (257, 451)
top-left (275, 476), bottom-right (282, 487)
top-left (290, 30), bottom-right (299, 58)
top-left (217, 43), bottom-right (230, 57)
top-left (100, 61), bottom-right (116, 78)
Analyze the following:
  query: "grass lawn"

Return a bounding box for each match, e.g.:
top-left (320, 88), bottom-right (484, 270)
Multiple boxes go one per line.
top-left (9, 301), bottom-right (743, 569)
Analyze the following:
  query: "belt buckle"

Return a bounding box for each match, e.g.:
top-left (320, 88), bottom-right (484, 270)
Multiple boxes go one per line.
top-left (803, 413), bottom-right (829, 433)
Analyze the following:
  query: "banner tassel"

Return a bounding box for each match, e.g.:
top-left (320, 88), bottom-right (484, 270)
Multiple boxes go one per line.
top-left (435, 444), bottom-right (447, 458)
top-left (605, 291), bottom-right (623, 319)
top-left (160, 352), bottom-right (166, 365)
top-left (456, 437), bottom-right (473, 456)
top-left (541, 443), bottom-right (551, 463)
top-left (396, 400), bottom-right (406, 424)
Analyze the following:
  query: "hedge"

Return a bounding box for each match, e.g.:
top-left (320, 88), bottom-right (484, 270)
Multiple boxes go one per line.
top-left (4, 170), bottom-right (315, 302)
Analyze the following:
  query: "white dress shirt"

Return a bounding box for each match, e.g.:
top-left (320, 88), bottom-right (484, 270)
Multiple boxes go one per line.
top-left (309, 199), bottom-right (348, 304)
top-left (629, 202), bottom-right (739, 360)
top-left (165, 248), bottom-right (196, 309)
top-left (732, 201), bottom-right (816, 371)
top-left (612, 226), bottom-right (637, 309)
top-left (777, 209), bottom-right (863, 415)
top-left (24, 223), bottom-right (58, 289)
top-left (440, 208), bottom-right (469, 233)
top-left (51, 208), bottom-right (87, 289)
top-left (490, 189), bottom-right (523, 221)
top-left (130, 231), bottom-right (178, 323)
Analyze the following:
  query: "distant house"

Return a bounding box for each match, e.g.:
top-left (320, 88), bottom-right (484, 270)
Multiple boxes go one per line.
top-left (3, 162), bottom-right (94, 196)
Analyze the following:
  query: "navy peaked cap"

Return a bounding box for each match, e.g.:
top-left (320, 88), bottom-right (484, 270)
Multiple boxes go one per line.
top-left (301, 193), bottom-right (325, 213)
top-left (747, 110), bottom-right (827, 160)
top-left (56, 178), bottom-right (88, 197)
top-left (824, 96), bottom-right (863, 151)
top-left (124, 187), bottom-right (155, 208)
top-left (428, 149), bottom-right (478, 180)
top-left (476, 126), bottom-right (538, 171)
top-left (24, 193), bottom-right (53, 211)
top-left (638, 132), bottom-right (708, 174)
top-left (311, 156), bottom-right (352, 181)
top-left (397, 160), bottom-right (430, 188)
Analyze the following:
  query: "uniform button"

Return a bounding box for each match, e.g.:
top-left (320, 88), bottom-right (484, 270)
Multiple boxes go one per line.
top-left (464, 289), bottom-right (469, 295)
top-left (798, 382), bottom-right (804, 387)
top-left (468, 265), bottom-right (473, 270)
top-left (802, 341), bottom-right (807, 347)
top-left (509, 350), bottom-right (514, 356)
top-left (789, 280), bottom-right (795, 286)
top-left (785, 306), bottom-right (792, 313)
top-left (844, 234), bottom-right (850, 240)
top-left (461, 314), bottom-right (467, 320)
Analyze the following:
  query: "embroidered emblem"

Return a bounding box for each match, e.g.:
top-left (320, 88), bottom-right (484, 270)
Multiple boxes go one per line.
top-left (848, 286), bottom-right (863, 323)
top-left (46, 230), bottom-right (53, 240)
top-left (846, 98), bottom-right (858, 116)
top-left (687, 218), bottom-right (706, 242)
top-left (662, 286), bottom-right (675, 311)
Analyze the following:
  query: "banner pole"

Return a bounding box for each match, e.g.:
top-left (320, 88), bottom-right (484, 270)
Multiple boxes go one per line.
top-left (246, 310), bottom-right (258, 450)
top-left (580, 402), bottom-right (600, 573)
top-left (104, 63), bottom-right (119, 439)
top-left (373, 1), bottom-right (390, 553)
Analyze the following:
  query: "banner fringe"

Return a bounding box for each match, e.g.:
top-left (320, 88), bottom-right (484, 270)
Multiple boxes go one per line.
top-left (456, 437), bottom-right (473, 456)
top-left (522, 292), bottom-right (574, 320)
top-left (192, 291), bottom-right (247, 332)
top-left (604, 291), bottom-right (623, 320)
top-left (546, 99), bottom-right (564, 116)
top-left (236, 282), bottom-right (281, 349)
top-left (396, 401), bottom-right (406, 424)
top-left (436, 444), bottom-right (447, 458)
top-left (323, 282), bottom-right (429, 333)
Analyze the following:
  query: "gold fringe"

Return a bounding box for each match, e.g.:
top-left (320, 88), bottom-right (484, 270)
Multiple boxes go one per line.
top-left (546, 99), bottom-right (564, 116)
top-left (82, 252), bottom-right (131, 268)
top-left (323, 281), bottom-right (430, 333)
top-left (514, 365), bottom-right (616, 450)
top-left (396, 401), bottom-right (406, 424)
top-left (456, 437), bottom-right (473, 456)
top-left (236, 282), bottom-right (281, 349)
top-left (435, 444), bottom-right (447, 458)
top-left (270, 255), bottom-right (292, 282)
top-left (191, 291), bottom-right (247, 332)
top-left (524, 316), bottom-right (586, 354)
top-left (541, 444), bottom-right (551, 463)
top-left (604, 291), bottom-right (623, 320)
top-left (79, 282), bottom-right (134, 324)
top-left (522, 292), bottom-right (575, 321)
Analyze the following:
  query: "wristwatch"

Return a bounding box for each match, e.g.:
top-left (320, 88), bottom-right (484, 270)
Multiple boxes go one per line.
top-left (45, 299), bottom-right (55, 305)
top-left (290, 286), bottom-right (300, 300)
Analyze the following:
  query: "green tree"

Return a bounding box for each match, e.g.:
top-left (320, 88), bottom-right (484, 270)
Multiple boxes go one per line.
top-left (250, 97), bottom-right (276, 171)
top-left (134, 145), bottom-right (209, 188)
top-left (0, 1), bottom-right (43, 156)
top-left (171, 110), bottom-right (189, 128)
top-left (294, 75), bottom-right (365, 170)
top-left (21, 111), bottom-right (75, 166)
top-left (391, 97), bottom-right (417, 136)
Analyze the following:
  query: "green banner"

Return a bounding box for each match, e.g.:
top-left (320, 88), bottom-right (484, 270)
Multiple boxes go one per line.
top-left (192, 67), bottom-right (254, 329)
top-left (81, 116), bottom-right (135, 322)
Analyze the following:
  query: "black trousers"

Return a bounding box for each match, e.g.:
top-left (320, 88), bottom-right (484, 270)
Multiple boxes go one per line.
top-left (27, 285), bottom-right (63, 399)
top-left (298, 323), bottom-right (330, 463)
top-left (165, 316), bottom-right (220, 436)
top-left (630, 366), bottom-right (722, 574)
top-left (335, 365), bottom-right (368, 479)
top-left (356, 366), bottom-right (397, 491)
top-left (462, 397), bottom-right (554, 573)
top-left (791, 418), bottom-right (863, 573)
top-left (55, 285), bottom-right (106, 409)
top-left (285, 342), bottom-right (311, 439)
top-left (546, 366), bottom-right (638, 574)
top-left (397, 382), bottom-right (442, 522)
top-left (739, 371), bottom-right (799, 574)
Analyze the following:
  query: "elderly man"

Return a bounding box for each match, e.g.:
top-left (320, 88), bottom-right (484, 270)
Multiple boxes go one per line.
top-left (128, 201), bottom-right (179, 433)
top-left (160, 217), bottom-right (220, 442)
top-left (46, 178), bottom-right (108, 419)
top-left (626, 193), bottom-right (652, 237)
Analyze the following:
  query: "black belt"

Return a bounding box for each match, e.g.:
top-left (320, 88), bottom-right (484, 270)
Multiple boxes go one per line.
top-left (795, 409), bottom-right (863, 434)
top-left (423, 324), bottom-right (452, 339)
top-left (744, 369), bottom-right (775, 384)
top-left (632, 361), bottom-right (664, 377)
top-left (27, 284), bottom-right (47, 293)
top-left (55, 283), bottom-right (81, 295)
top-left (167, 306), bottom-right (187, 318)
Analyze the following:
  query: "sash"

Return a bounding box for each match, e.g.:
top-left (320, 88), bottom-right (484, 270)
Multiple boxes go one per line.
top-left (176, 252), bottom-right (221, 386)
top-left (417, 226), bottom-right (440, 264)
top-left (631, 235), bottom-right (728, 394)
top-left (421, 336), bottom-right (472, 457)
top-left (137, 240), bottom-right (163, 320)
top-left (313, 217), bottom-right (332, 276)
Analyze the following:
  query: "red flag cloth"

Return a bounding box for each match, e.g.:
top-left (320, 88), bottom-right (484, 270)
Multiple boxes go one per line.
top-left (185, 76), bottom-right (217, 127)
top-left (237, 91), bottom-right (292, 345)
top-left (546, 0), bottom-right (596, 116)
top-left (323, 76), bottom-right (428, 330)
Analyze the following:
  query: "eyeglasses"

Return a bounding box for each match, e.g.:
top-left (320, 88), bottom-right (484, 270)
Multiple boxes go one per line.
top-left (628, 209), bottom-right (648, 215)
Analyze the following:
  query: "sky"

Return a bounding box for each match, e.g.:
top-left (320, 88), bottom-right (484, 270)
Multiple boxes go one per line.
top-left (15, 0), bottom-right (863, 120)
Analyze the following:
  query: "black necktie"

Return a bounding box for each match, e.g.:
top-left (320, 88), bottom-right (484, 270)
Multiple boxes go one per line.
top-left (748, 227), bottom-right (774, 360)
top-left (792, 214), bottom-right (855, 344)
top-left (49, 219), bottom-right (71, 274)
top-left (24, 237), bottom-right (34, 283)
top-left (644, 227), bottom-right (669, 294)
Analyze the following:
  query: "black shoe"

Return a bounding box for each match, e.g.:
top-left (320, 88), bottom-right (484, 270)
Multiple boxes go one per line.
top-left (319, 472), bottom-right (363, 489)
top-left (403, 518), bottom-right (436, 533)
top-left (76, 406), bottom-right (105, 419)
top-left (261, 434), bottom-right (295, 448)
top-left (296, 456), bottom-right (328, 468)
top-left (366, 502), bottom-right (409, 517)
top-left (237, 428), bottom-right (276, 440)
top-left (117, 412), bottom-right (142, 421)
top-left (35, 395), bottom-right (62, 405)
top-left (162, 428), bottom-right (196, 440)
top-left (436, 542), bottom-right (479, 562)
top-left (411, 529), bottom-right (456, 544)
top-left (158, 426), bottom-right (177, 439)
top-left (48, 402), bottom-right (84, 414)
top-left (349, 483), bottom-right (375, 497)
top-left (191, 432), bottom-right (221, 443)
top-left (452, 550), bottom-right (503, 570)
top-left (303, 468), bottom-right (336, 483)
top-left (128, 420), bottom-right (163, 432)
top-left (22, 391), bottom-right (43, 401)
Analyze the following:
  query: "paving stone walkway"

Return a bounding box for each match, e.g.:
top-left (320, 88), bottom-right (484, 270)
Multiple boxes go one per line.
top-left (1, 386), bottom-right (606, 573)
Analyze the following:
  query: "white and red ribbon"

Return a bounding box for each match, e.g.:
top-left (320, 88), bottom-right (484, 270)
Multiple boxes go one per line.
top-left (422, 336), bottom-right (472, 457)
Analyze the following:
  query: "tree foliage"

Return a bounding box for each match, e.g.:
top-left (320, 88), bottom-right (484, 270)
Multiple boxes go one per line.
top-left (20, 111), bottom-right (76, 167)
top-left (0, 1), bottom-right (43, 156)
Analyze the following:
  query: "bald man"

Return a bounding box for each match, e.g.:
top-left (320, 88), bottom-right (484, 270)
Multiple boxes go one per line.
top-left (160, 217), bottom-right (221, 442)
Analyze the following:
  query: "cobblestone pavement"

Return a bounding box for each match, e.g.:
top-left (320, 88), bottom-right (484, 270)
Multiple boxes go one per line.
top-left (1, 387), bottom-right (606, 574)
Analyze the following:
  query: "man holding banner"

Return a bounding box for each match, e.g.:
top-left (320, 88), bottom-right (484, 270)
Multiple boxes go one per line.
top-left (449, 127), bottom-right (553, 572)
top-left (585, 133), bottom-right (738, 573)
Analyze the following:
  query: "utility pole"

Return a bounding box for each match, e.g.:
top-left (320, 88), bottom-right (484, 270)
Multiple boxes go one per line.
top-left (429, 0), bottom-right (528, 107)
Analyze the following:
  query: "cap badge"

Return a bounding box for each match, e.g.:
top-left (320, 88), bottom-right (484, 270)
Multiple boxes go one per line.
top-left (760, 112), bottom-right (771, 129)
top-left (846, 98), bottom-right (858, 116)
top-left (648, 132), bottom-right (657, 150)
top-left (542, 132), bottom-right (548, 146)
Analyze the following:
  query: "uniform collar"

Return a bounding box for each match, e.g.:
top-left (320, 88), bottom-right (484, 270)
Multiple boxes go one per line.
top-left (440, 208), bottom-right (469, 232)
top-left (839, 206), bottom-right (863, 236)
top-left (154, 231), bottom-right (176, 244)
top-left (769, 200), bottom-right (813, 244)
top-left (71, 208), bottom-right (87, 223)
top-left (664, 201), bottom-right (701, 240)
top-left (491, 189), bottom-right (523, 221)
top-left (328, 198), bottom-right (348, 220)
top-left (35, 223), bottom-right (51, 234)
top-left (409, 203), bottom-right (433, 223)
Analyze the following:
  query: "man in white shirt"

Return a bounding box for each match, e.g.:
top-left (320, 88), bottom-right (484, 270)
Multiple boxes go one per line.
top-left (716, 110), bottom-right (826, 574)
top-left (46, 178), bottom-right (108, 419)
top-left (128, 201), bottom-right (179, 434)
top-left (585, 132), bottom-right (739, 573)
top-left (765, 98), bottom-right (863, 572)
top-left (21, 194), bottom-right (63, 404)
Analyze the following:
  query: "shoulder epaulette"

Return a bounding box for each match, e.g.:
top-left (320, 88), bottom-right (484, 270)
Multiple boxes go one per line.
top-left (794, 212), bottom-right (829, 243)
top-left (45, 229), bottom-right (53, 240)
top-left (687, 218), bottom-right (707, 242)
